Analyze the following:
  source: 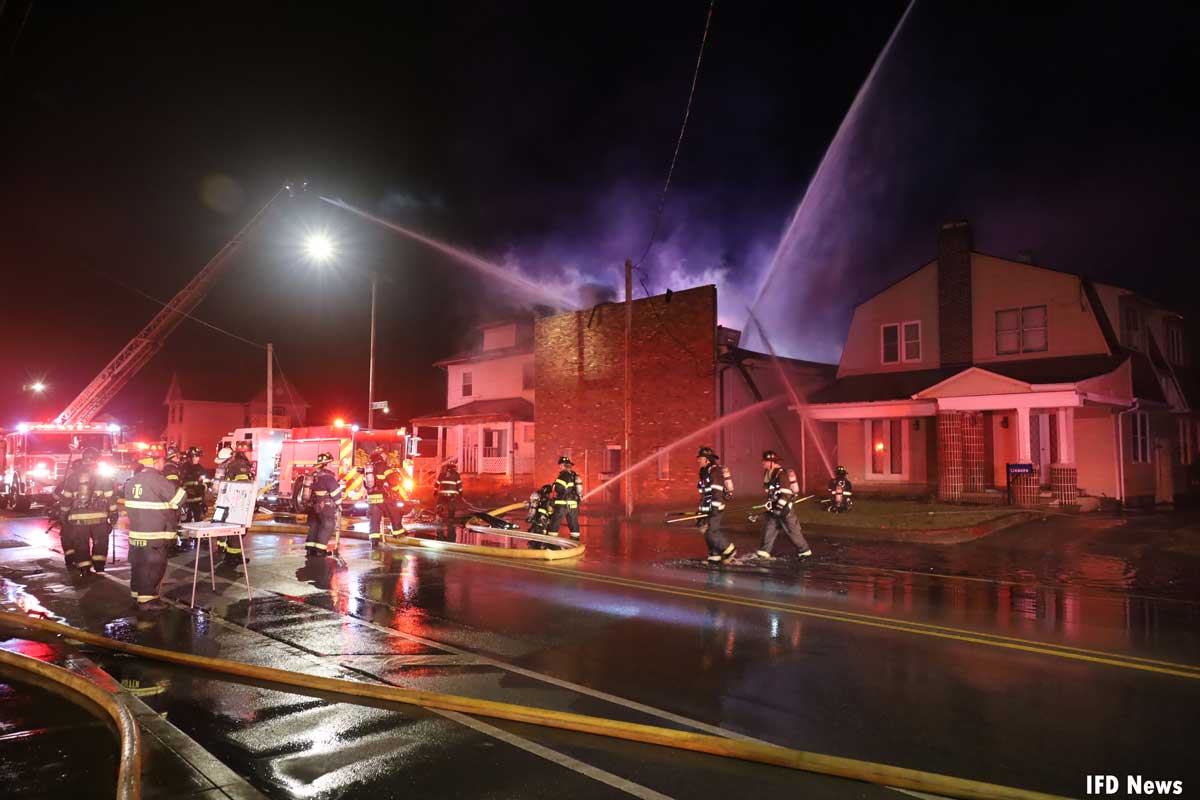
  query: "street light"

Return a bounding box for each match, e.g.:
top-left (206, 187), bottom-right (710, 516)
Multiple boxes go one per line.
top-left (24, 381), bottom-right (46, 394)
top-left (301, 230), bottom-right (380, 429)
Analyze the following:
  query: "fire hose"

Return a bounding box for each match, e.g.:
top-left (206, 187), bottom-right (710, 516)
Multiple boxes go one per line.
top-left (0, 610), bottom-right (1066, 800)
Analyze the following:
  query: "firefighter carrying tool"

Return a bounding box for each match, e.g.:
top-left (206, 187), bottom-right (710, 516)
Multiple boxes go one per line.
top-left (122, 450), bottom-right (186, 611)
top-left (214, 447), bottom-right (253, 567)
top-left (306, 452), bottom-right (342, 558)
top-left (696, 446), bottom-right (736, 564)
top-left (547, 455), bottom-right (582, 541)
top-left (436, 459), bottom-right (463, 540)
top-left (754, 450), bottom-right (813, 561)
top-left (54, 447), bottom-right (118, 578)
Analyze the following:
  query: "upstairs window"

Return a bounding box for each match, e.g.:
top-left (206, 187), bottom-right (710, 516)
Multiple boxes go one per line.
top-left (881, 324), bottom-right (900, 364)
top-left (996, 306), bottom-right (1048, 355)
top-left (462, 371), bottom-right (473, 398)
top-left (1167, 323), bottom-right (1186, 365)
top-left (522, 361), bottom-right (535, 390)
top-left (903, 321), bottom-right (921, 362)
top-left (1122, 304), bottom-right (1141, 348)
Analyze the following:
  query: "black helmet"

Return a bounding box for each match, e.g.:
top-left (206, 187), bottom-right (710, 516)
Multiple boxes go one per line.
top-left (187, 446), bottom-right (202, 458)
top-left (835, 465), bottom-right (847, 476)
top-left (762, 450), bottom-right (780, 462)
top-left (696, 446), bottom-right (718, 462)
top-left (315, 452), bottom-right (334, 468)
top-left (167, 444), bottom-right (182, 460)
top-left (557, 455), bottom-right (574, 467)
top-left (81, 446), bottom-right (100, 463)
top-left (538, 484), bottom-right (554, 498)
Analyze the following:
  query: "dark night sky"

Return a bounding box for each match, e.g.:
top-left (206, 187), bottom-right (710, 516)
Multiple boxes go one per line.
top-left (2, 1), bottom-right (1198, 435)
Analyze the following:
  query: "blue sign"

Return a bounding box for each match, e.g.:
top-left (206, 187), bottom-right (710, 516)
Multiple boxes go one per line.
top-left (1006, 462), bottom-right (1034, 475)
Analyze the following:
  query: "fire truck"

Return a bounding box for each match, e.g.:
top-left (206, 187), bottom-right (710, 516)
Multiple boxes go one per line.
top-left (216, 427), bottom-right (291, 492)
top-left (0, 423), bottom-right (122, 511)
top-left (271, 425), bottom-right (418, 515)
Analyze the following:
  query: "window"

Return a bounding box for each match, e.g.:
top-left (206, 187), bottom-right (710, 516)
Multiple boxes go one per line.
top-left (996, 305), bottom-right (1048, 355)
top-left (865, 419), bottom-right (908, 480)
top-left (902, 321), bottom-right (921, 362)
top-left (654, 446), bottom-right (669, 479)
top-left (1132, 412), bottom-right (1151, 464)
top-left (881, 324), bottom-right (899, 364)
top-left (177, 404), bottom-right (183, 423)
top-left (1179, 418), bottom-right (1194, 465)
top-left (1122, 305), bottom-right (1141, 347)
top-left (604, 445), bottom-right (622, 474)
top-left (1167, 323), bottom-right (1186, 365)
top-left (462, 370), bottom-right (473, 397)
top-left (522, 361), bottom-right (535, 390)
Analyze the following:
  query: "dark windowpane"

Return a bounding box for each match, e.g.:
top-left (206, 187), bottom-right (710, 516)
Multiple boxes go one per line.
top-left (871, 420), bottom-right (885, 473)
top-left (890, 421), bottom-right (903, 474)
top-left (882, 325), bottom-right (899, 363)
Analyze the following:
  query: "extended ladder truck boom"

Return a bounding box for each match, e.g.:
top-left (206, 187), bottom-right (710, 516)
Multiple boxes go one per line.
top-left (55, 188), bottom-right (287, 425)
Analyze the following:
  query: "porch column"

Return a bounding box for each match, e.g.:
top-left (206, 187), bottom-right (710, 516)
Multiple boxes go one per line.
top-left (1050, 407), bottom-right (1079, 506)
top-left (506, 420), bottom-right (514, 479)
top-left (937, 411), bottom-right (963, 501)
top-left (963, 411), bottom-right (986, 492)
top-left (1013, 407), bottom-right (1039, 507)
top-left (476, 422), bottom-right (484, 474)
top-left (436, 426), bottom-right (444, 463)
top-left (456, 425), bottom-right (464, 466)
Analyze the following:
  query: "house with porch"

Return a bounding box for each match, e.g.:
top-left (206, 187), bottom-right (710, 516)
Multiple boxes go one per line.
top-left (805, 221), bottom-right (1196, 507)
top-left (411, 320), bottom-right (536, 490)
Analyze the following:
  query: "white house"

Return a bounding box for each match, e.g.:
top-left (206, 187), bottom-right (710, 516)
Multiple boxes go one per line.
top-left (411, 320), bottom-right (535, 485)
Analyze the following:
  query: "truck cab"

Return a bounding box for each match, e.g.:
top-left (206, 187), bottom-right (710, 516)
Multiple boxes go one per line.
top-left (270, 426), bottom-right (418, 515)
top-left (1, 423), bottom-right (121, 511)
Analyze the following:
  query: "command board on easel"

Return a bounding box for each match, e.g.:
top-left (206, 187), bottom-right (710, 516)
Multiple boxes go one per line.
top-left (212, 481), bottom-right (257, 526)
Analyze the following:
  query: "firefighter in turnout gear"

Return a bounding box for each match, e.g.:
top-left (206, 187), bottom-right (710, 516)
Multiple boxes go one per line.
top-left (524, 484), bottom-right (555, 549)
top-left (163, 445), bottom-right (185, 550)
top-left (55, 447), bottom-right (118, 577)
top-left (181, 447), bottom-right (209, 523)
top-left (436, 459), bottom-right (463, 540)
top-left (123, 451), bottom-right (186, 610)
top-left (214, 447), bottom-right (254, 566)
top-left (306, 452), bottom-right (343, 557)
top-left (364, 448), bottom-right (391, 547)
top-left (754, 450), bottom-right (813, 560)
top-left (828, 465), bottom-right (853, 514)
top-left (547, 455), bottom-right (582, 540)
top-left (696, 446), bottom-right (736, 564)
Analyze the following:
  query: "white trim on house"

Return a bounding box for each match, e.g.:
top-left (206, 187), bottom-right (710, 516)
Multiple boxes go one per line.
top-left (902, 320), bottom-right (922, 363)
top-left (801, 399), bottom-right (937, 420)
top-left (933, 390), bottom-right (1082, 411)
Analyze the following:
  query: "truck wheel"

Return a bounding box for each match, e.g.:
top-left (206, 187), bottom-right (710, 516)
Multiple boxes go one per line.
top-left (14, 496), bottom-right (33, 512)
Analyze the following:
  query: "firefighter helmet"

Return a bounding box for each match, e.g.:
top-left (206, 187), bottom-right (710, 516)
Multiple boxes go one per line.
top-left (81, 447), bottom-right (100, 463)
top-left (835, 465), bottom-right (848, 476)
top-left (371, 446), bottom-right (387, 463)
top-left (538, 483), bottom-right (554, 498)
top-left (557, 455), bottom-right (574, 467)
top-left (315, 452), bottom-right (335, 468)
top-left (187, 446), bottom-right (202, 459)
top-left (214, 447), bottom-right (233, 464)
top-left (697, 446), bottom-right (718, 462)
top-left (166, 444), bottom-right (181, 461)
top-left (761, 450), bottom-right (780, 462)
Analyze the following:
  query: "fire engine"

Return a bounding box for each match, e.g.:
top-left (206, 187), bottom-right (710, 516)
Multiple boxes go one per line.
top-left (271, 425), bottom-right (418, 515)
top-left (216, 427), bottom-right (291, 492)
top-left (0, 423), bottom-right (122, 511)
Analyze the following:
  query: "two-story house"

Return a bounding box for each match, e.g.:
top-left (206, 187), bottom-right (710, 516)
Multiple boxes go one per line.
top-left (411, 320), bottom-right (536, 488)
top-left (805, 221), bottom-right (1196, 507)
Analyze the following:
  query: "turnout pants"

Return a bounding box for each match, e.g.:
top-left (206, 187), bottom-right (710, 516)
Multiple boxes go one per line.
top-left (368, 500), bottom-right (385, 539)
top-left (129, 536), bottom-right (170, 603)
top-left (759, 511), bottom-right (809, 555)
top-left (63, 519), bottom-right (110, 572)
top-left (700, 509), bottom-right (733, 558)
top-left (306, 504), bottom-right (337, 555)
top-left (438, 496), bottom-right (458, 541)
top-left (548, 502), bottom-right (580, 539)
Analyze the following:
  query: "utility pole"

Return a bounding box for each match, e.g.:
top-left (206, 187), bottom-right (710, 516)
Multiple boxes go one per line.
top-left (266, 342), bottom-right (273, 429)
top-left (624, 259), bottom-right (633, 519)
top-left (368, 272), bottom-right (378, 429)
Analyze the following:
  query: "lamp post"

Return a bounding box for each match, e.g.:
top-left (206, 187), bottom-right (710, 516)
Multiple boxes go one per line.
top-left (302, 232), bottom-right (378, 430)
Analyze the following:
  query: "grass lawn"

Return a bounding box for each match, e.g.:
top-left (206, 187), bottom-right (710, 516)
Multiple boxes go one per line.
top-left (792, 498), bottom-right (1018, 530)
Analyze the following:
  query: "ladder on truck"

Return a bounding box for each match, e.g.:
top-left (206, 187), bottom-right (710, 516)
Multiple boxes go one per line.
top-left (55, 189), bottom-right (285, 425)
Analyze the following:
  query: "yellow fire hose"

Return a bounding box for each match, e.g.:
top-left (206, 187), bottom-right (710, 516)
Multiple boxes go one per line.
top-left (0, 611), bottom-right (1065, 800)
top-left (0, 644), bottom-right (141, 800)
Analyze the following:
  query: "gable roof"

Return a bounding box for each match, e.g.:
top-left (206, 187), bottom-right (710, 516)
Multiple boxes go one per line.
top-left (247, 373), bottom-right (309, 408)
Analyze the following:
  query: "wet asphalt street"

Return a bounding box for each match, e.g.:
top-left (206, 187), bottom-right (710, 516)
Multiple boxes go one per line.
top-left (2, 508), bottom-right (1199, 799)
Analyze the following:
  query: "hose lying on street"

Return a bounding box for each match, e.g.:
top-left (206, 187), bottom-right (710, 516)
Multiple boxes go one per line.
top-left (0, 610), bottom-right (1066, 800)
top-left (0, 644), bottom-right (142, 800)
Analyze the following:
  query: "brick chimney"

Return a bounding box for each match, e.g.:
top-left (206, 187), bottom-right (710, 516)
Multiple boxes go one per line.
top-left (937, 220), bottom-right (974, 367)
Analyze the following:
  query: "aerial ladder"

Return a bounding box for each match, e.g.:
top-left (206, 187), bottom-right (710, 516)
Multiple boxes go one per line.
top-left (55, 186), bottom-right (293, 424)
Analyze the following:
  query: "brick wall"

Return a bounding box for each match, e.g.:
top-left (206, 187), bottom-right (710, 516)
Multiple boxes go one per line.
top-left (938, 220), bottom-right (973, 367)
top-left (534, 285), bottom-right (717, 510)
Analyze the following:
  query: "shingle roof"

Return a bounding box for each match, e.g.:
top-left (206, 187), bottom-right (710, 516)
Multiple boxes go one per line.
top-left (411, 398), bottom-right (535, 426)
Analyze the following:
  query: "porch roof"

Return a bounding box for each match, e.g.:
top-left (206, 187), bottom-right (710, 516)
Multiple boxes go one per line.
top-left (411, 398), bottom-right (534, 427)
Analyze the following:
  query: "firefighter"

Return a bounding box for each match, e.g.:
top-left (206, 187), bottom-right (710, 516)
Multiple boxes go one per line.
top-left (123, 449), bottom-right (186, 611)
top-left (827, 465), bottom-right (853, 514)
top-left (380, 457), bottom-right (411, 534)
top-left (547, 455), bottom-right (582, 541)
top-left (754, 450), bottom-right (813, 560)
top-left (55, 447), bottom-right (118, 577)
top-left (306, 452), bottom-right (342, 558)
top-left (363, 447), bottom-right (390, 547)
top-left (524, 483), bottom-right (555, 549)
top-left (181, 447), bottom-right (209, 523)
top-left (696, 446), bottom-right (736, 564)
top-left (436, 459), bottom-right (463, 540)
top-left (163, 445), bottom-right (187, 552)
top-left (214, 446), bottom-right (254, 567)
